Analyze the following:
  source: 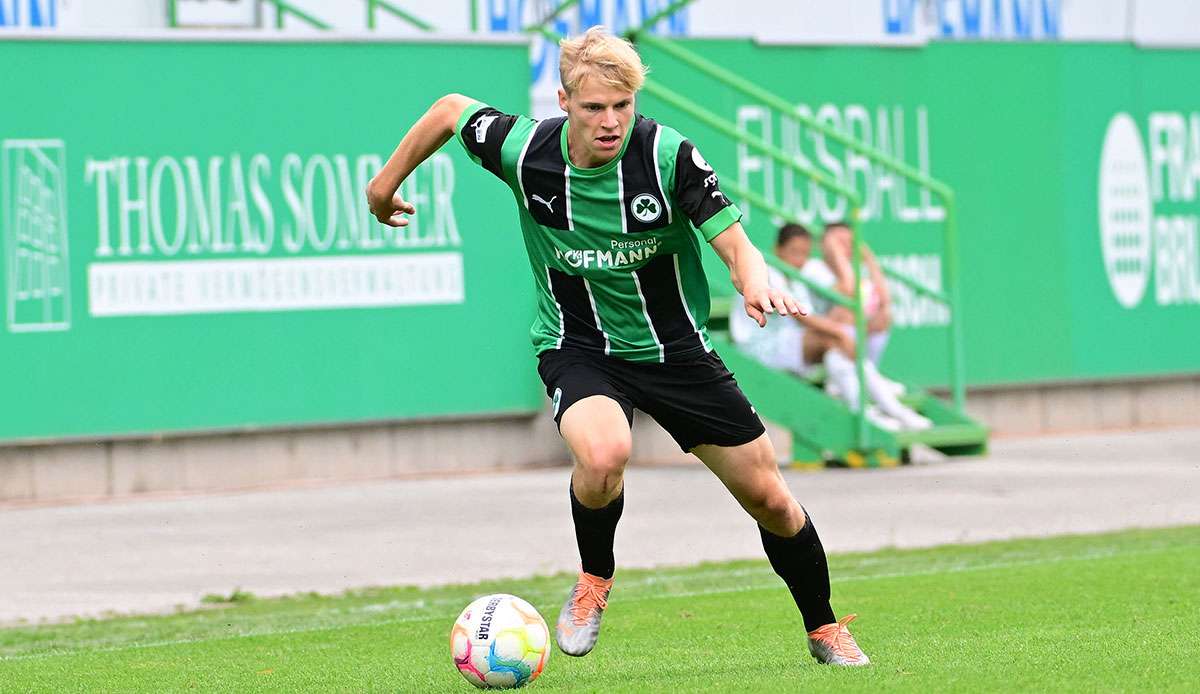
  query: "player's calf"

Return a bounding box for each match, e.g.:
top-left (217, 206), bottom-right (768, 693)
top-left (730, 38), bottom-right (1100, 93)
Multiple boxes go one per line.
top-left (759, 510), bottom-right (870, 665)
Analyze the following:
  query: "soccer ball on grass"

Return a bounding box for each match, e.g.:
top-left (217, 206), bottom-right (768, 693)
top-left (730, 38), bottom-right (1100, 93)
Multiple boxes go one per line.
top-left (450, 594), bottom-right (550, 689)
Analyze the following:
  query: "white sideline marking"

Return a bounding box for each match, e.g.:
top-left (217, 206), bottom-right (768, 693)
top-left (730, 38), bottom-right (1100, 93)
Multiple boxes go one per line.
top-left (0, 542), bottom-right (1186, 662)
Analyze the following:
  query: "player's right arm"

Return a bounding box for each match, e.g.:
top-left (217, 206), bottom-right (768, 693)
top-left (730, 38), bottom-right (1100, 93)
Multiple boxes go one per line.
top-left (365, 93), bottom-right (476, 228)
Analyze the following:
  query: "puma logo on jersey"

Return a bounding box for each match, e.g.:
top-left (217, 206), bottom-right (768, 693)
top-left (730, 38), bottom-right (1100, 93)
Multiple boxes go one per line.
top-left (532, 194), bottom-right (557, 213)
top-left (472, 114), bottom-right (498, 143)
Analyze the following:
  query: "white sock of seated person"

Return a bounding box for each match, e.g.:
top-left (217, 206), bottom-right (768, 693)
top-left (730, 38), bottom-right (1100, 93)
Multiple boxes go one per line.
top-left (822, 350), bottom-right (862, 409)
top-left (867, 331), bottom-right (890, 365)
top-left (824, 349), bottom-right (909, 417)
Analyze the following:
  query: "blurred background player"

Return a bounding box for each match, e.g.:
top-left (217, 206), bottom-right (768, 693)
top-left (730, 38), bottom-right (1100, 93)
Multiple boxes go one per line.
top-left (367, 27), bottom-right (869, 667)
top-left (732, 224), bottom-right (930, 431)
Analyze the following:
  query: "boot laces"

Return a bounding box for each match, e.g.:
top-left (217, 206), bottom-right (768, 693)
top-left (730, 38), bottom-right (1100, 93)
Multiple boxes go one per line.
top-left (813, 614), bottom-right (864, 659)
top-left (569, 575), bottom-right (611, 626)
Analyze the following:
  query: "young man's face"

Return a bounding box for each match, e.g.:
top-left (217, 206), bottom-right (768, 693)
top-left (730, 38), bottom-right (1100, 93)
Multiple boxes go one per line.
top-left (558, 77), bottom-right (636, 167)
top-left (776, 236), bottom-right (812, 270)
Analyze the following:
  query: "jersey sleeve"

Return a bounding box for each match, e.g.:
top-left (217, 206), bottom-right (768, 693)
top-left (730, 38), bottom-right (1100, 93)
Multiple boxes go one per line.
top-left (455, 102), bottom-right (520, 181)
top-left (673, 139), bottom-right (743, 242)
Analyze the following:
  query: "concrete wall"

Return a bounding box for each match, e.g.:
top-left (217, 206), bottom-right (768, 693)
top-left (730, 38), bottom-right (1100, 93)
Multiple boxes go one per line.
top-left (0, 414), bottom-right (566, 504)
top-left (630, 375), bottom-right (1200, 465)
top-left (962, 375), bottom-right (1200, 437)
top-left (2, 375), bottom-right (1198, 504)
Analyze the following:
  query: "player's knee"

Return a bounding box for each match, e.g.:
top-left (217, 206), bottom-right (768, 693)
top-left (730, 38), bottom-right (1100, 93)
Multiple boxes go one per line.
top-left (578, 437), bottom-right (631, 476)
top-left (762, 492), bottom-right (795, 523)
top-left (747, 488), bottom-right (799, 529)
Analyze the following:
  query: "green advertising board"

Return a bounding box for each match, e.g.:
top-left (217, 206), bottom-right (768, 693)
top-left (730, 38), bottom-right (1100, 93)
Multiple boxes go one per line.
top-left (0, 37), bottom-right (542, 442)
top-left (638, 40), bottom-right (1200, 388)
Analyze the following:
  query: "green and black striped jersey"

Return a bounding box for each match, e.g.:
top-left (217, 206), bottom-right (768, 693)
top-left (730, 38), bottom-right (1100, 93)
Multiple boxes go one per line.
top-left (456, 101), bottom-right (742, 363)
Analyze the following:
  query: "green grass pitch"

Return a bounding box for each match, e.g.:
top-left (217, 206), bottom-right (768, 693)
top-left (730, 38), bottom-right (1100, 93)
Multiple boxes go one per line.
top-left (2, 526), bottom-right (1197, 692)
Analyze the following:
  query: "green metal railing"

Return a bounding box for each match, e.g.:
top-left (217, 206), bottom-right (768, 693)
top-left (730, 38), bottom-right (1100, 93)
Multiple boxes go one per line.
top-left (367, 0), bottom-right (434, 32)
top-left (166, 1), bottom-right (435, 32)
top-left (525, 1), bottom-right (577, 40)
top-left (264, 0), bottom-right (329, 30)
top-left (524, 0), bottom-right (579, 34)
top-left (631, 30), bottom-right (966, 412)
top-left (637, 0), bottom-right (965, 442)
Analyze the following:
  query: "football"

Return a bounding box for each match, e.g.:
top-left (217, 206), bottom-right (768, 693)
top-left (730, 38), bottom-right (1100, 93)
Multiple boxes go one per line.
top-left (450, 594), bottom-right (550, 689)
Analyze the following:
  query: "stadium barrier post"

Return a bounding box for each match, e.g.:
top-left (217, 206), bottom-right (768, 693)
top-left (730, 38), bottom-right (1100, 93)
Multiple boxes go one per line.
top-left (943, 192), bottom-right (965, 410)
top-left (851, 213), bottom-right (870, 446)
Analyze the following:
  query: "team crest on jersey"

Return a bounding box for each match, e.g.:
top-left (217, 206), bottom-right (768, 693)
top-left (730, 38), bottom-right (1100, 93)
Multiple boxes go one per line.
top-left (630, 193), bottom-right (663, 223)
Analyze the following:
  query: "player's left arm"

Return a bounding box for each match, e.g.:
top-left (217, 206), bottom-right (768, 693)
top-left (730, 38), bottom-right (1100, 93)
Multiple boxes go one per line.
top-left (710, 224), bottom-right (804, 327)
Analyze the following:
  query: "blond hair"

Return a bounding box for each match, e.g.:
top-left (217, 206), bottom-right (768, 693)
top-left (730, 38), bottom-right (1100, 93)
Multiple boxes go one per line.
top-left (559, 26), bottom-right (647, 95)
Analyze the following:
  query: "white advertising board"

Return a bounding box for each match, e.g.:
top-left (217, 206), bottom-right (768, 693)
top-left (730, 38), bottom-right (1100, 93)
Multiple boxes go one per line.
top-left (174, 0), bottom-right (259, 28)
top-left (1132, 0), bottom-right (1200, 46)
top-left (7, 2), bottom-right (1199, 47)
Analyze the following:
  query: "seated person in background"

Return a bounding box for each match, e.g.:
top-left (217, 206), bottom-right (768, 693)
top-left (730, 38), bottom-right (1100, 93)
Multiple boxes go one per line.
top-left (729, 224), bottom-right (851, 379)
top-left (731, 224), bottom-right (929, 431)
top-left (816, 221), bottom-right (895, 375)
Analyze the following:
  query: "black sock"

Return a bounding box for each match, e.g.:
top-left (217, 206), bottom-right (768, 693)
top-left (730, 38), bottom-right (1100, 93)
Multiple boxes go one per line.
top-left (569, 483), bottom-right (624, 580)
top-left (759, 510), bottom-right (836, 632)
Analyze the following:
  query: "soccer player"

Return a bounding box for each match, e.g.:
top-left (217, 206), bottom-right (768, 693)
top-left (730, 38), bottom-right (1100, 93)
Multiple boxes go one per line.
top-left (366, 26), bottom-right (869, 667)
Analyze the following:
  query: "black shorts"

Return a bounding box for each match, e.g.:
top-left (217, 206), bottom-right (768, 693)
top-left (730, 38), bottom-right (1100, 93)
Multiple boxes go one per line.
top-left (536, 348), bottom-right (766, 452)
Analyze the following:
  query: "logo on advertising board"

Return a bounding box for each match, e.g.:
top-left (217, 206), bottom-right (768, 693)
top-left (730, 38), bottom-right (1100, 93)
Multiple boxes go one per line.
top-left (3, 140), bottom-right (468, 330)
top-left (80, 150), bottom-right (466, 318)
top-left (2, 139), bottom-right (71, 332)
top-left (1098, 112), bottom-right (1200, 309)
top-left (1097, 114), bottom-right (1153, 308)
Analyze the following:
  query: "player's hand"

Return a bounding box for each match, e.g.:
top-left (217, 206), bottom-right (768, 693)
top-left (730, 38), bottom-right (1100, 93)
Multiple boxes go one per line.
top-left (744, 285), bottom-right (806, 328)
top-left (366, 185), bottom-right (416, 227)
